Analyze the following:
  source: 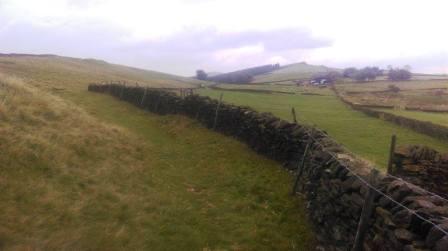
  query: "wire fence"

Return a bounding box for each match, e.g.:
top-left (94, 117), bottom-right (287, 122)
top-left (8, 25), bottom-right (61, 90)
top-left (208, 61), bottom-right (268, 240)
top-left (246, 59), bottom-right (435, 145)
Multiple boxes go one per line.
top-left (92, 83), bottom-right (448, 242)
top-left (302, 128), bottom-right (448, 237)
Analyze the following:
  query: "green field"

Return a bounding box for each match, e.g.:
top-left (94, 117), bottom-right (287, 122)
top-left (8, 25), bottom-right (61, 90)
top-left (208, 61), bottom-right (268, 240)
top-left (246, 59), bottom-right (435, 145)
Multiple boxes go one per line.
top-left (0, 57), bottom-right (315, 250)
top-left (377, 109), bottom-right (448, 127)
top-left (212, 83), bottom-right (331, 95)
top-left (198, 88), bottom-right (448, 167)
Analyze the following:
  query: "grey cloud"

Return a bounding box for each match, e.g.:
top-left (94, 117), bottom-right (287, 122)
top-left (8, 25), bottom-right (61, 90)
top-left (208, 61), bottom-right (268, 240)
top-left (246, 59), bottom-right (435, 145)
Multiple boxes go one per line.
top-left (128, 28), bottom-right (331, 53)
top-left (321, 53), bottom-right (448, 74)
top-left (397, 53), bottom-right (448, 73)
top-left (0, 20), bottom-right (128, 56)
top-left (366, 53), bottom-right (448, 74)
top-left (5, 19), bottom-right (445, 76)
top-left (115, 28), bottom-right (332, 74)
top-left (66, 0), bottom-right (104, 9)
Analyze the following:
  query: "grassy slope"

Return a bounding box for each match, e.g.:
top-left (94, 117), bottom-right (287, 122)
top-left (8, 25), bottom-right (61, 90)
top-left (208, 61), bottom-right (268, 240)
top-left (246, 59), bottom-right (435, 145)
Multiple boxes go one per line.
top-left (0, 57), bottom-right (314, 250)
top-left (0, 55), bottom-right (204, 91)
top-left (252, 62), bottom-right (338, 83)
top-left (197, 89), bottom-right (448, 168)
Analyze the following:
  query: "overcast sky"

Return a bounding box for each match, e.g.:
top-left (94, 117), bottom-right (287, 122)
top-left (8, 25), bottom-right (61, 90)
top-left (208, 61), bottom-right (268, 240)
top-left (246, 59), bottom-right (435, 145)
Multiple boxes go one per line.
top-left (1, 0), bottom-right (447, 75)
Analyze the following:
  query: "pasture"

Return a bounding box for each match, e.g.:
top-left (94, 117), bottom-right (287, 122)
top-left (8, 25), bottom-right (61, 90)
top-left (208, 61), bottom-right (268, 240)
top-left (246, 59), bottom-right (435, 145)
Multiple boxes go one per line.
top-left (336, 80), bottom-right (448, 111)
top-left (198, 88), bottom-right (448, 167)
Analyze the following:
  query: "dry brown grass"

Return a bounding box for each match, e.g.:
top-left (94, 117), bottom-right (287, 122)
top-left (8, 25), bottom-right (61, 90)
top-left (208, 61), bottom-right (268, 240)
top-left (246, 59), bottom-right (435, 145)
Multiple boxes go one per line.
top-left (0, 73), bottom-right (152, 250)
top-left (336, 80), bottom-right (448, 111)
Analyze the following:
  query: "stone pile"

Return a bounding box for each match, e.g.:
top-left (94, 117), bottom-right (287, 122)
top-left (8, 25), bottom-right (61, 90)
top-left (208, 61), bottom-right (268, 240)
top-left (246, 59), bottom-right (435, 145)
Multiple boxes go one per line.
top-left (89, 83), bottom-right (448, 250)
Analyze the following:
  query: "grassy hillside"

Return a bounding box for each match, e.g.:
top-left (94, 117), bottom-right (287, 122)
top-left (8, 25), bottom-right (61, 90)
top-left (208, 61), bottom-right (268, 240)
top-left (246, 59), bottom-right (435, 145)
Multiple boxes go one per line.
top-left (0, 54), bottom-right (204, 91)
top-left (198, 88), bottom-right (448, 167)
top-left (0, 57), bottom-right (314, 250)
top-left (252, 62), bottom-right (339, 83)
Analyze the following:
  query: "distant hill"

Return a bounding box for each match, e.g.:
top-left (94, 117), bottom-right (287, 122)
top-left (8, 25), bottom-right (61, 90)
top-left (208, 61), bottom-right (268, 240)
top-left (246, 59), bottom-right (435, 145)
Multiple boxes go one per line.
top-left (252, 62), bottom-right (340, 83)
top-left (0, 54), bottom-right (205, 90)
top-left (206, 72), bottom-right (223, 77)
top-left (207, 64), bottom-right (280, 84)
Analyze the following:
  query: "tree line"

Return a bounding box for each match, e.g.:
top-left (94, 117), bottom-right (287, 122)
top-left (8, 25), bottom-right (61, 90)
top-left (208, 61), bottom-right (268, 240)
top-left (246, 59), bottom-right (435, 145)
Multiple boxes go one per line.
top-left (343, 65), bottom-right (412, 82)
top-left (196, 64), bottom-right (280, 84)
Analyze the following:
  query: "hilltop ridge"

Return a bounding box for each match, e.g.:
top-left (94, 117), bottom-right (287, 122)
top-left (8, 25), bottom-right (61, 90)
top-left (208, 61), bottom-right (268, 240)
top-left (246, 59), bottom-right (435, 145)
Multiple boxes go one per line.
top-left (0, 54), bottom-right (205, 90)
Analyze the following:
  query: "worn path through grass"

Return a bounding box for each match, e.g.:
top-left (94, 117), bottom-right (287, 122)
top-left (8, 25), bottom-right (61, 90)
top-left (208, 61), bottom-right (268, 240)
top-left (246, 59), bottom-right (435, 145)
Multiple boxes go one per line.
top-left (61, 89), bottom-right (315, 250)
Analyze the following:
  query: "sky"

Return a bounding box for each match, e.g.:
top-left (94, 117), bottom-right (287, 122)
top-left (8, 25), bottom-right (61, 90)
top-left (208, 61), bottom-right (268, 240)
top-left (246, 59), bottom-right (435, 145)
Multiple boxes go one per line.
top-left (0, 0), bottom-right (447, 76)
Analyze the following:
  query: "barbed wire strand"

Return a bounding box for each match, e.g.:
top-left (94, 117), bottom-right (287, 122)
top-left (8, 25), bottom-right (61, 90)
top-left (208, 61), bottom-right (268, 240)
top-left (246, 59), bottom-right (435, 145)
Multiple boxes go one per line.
top-left (303, 124), bottom-right (448, 202)
top-left (385, 173), bottom-right (448, 204)
top-left (304, 131), bottom-right (448, 236)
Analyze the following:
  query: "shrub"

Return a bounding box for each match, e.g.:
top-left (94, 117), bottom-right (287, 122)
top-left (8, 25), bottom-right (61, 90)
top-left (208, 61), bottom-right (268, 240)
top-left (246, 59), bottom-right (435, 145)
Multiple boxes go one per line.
top-left (388, 84), bottom-right (400, 93)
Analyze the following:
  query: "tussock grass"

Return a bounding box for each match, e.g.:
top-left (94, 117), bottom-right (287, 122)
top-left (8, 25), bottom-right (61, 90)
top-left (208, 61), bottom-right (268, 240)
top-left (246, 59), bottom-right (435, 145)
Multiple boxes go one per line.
top-left (0, 74), bottom-right (150, 249)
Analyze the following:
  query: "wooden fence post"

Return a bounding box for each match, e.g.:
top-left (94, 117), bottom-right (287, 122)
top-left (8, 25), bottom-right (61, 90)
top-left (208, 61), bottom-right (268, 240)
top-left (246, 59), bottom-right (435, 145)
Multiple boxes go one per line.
top-left (120, 83), bottom-right (125, 100)
top-left (352, 169), bottom-right (379, 251)
top-left (387, 135), bottom-right (397, 174)
top-left (212, 93), bottom-right (224, 130)
top-left (140, 87), bottom-right (148, 107)
top-left (291, 107), bottom-right (298, 123)
top-left (154, 96), bottom-right (161, 112)
top-left (195, 105), bottom-right (201, 120)
top-left (291, 141), bottom-right (311, 195)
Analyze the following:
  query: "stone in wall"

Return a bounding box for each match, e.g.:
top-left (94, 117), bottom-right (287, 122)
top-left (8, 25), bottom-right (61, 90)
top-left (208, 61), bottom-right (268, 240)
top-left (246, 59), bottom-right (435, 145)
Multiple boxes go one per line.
top-left (394, 145), bottom-right (448, 199)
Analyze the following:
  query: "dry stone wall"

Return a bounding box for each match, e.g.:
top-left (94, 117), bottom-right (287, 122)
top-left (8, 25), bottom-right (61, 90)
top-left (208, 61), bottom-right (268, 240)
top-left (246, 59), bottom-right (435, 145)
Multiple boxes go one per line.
top-left (333, 88), bottom-right (448, 141)
top-left (89, 83), bottom-right (448, 251)
top-left (393, 145), bottom-right (448, 199)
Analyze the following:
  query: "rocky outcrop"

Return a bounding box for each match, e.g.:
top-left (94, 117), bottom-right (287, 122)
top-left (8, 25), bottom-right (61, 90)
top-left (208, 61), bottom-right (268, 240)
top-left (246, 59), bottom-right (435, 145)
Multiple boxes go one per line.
top-left (89, 84), bottom-right (448, 250)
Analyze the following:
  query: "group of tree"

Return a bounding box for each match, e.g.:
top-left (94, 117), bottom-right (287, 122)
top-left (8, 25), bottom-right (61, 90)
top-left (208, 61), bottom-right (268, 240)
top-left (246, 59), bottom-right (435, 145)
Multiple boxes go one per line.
top-left (196, 70), bottom-right (208, 80)
top-left (343, 65), bottom-right (412, 82)
top-left (195, 64), bottom-right (280, 84)
top-left (387, 66), bottom-right (412, 81)
top-left (343, 66), bottom-right (383, 82)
